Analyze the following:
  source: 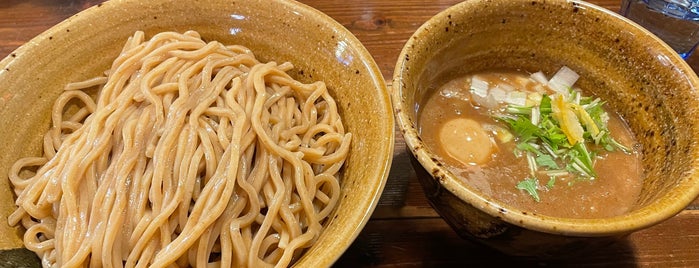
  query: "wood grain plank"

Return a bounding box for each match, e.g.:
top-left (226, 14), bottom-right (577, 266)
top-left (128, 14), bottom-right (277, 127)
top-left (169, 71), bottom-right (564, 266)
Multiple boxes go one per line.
top-left (1, 0), bottom-right (698, 266)
top-left (0, 1), bottom-right (108, 58)
top-left (304, 1), bottom-right (461, 80)
top-left (336, 210), bottom-right (699, 267)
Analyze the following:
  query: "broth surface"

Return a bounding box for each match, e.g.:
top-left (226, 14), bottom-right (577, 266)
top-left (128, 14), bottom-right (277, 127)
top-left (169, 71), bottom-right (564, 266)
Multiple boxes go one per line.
top-left (419, 71), bottom-right (644, 218)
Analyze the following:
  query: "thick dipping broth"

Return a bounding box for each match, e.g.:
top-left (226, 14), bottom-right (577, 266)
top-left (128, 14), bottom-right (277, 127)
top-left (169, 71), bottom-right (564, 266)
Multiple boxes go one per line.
top-left (418, 69), bottom-right (644, 218)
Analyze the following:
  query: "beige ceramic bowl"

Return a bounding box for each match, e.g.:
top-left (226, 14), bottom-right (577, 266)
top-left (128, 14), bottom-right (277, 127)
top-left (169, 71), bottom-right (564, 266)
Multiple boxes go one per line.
top-left (393, 0), bottom-right (699, 257)
top-left (0, 0), bottom-right (394, 266)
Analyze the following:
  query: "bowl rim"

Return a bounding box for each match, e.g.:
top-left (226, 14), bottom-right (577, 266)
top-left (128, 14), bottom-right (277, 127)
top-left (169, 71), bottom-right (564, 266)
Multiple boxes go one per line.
top-left (0, 0), bottom-right (394, 266)
top-left (392, 0), bottom-right (699, 236)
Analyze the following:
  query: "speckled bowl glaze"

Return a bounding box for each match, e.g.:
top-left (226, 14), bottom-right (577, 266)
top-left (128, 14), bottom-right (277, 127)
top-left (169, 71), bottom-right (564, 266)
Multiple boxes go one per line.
top-left (0, 0), bottom-right (394, 266)
top-left (393, 0), bottom-right (699, 257)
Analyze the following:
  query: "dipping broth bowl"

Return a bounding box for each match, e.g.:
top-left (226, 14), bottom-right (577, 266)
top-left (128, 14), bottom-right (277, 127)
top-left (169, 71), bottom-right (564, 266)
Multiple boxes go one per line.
top-left (0, 0), bottom-right (394, 266)
top-left (392, 0), bottom-right (699, 257)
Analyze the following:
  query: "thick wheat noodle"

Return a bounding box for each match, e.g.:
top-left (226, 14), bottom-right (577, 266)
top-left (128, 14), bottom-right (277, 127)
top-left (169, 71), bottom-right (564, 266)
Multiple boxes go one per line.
top-left (8, 30), bottom-right (350, 268)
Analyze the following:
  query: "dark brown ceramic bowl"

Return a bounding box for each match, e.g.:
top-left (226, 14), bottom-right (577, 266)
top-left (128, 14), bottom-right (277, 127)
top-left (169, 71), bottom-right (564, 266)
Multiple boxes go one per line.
top-left (392, 0), bottom-right (699, 257)
top-left (0, 0), bottom-right (394, 266)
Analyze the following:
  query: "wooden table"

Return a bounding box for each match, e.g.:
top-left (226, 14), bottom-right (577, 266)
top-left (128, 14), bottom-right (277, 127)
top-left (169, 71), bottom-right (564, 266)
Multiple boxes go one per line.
top-left (1, 0), bottom-right (698, 267)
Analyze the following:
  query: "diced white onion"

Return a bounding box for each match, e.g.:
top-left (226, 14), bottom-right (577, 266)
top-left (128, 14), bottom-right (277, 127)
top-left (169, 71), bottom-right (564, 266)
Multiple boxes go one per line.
top-left (490, 87), bottom-right (508, 103)
top-left (530, 71), bottom-right (549, 84)
top-left (471, 92), bottom-right (499, 109)
top-left (483, 124), bottom-right (514, 143)
top-left (470, 76), bottom-right (489, 98)
top-left (505, 91), bottom-right (527, 106)
top-left (471, 93), bottom-right (488, 107)
top-left (527, 92), bottom-right (543, 106)
top-left (498, 129), bottom-right (514, 143)
top-left (498, 83), bottom-right (515, 92)
top-left (515, 76), bottom-right (532, 87)
top-left (483, 94), bottom-right (499, 109)
top-left (548, 66), bottom-right (579, 94)
top-left (533, 84), bottom-right (546, 94)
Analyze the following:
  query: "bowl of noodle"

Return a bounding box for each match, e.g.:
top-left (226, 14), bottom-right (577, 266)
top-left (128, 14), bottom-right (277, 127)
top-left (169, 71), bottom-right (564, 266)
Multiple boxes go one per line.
top-left (0, 0), bottom-right (394, 267)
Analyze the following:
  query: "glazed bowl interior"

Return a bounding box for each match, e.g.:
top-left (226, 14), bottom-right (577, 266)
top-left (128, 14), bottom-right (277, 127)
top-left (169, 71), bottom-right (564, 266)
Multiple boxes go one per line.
top-left (393, 0), bottom-right (699, 236)
top-left (0, 0), bottom-right (394, 266)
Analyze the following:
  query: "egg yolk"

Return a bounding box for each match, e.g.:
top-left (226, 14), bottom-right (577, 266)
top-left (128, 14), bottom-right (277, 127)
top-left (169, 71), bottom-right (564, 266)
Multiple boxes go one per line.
top-left (438, 118), bottom-right (496, 165)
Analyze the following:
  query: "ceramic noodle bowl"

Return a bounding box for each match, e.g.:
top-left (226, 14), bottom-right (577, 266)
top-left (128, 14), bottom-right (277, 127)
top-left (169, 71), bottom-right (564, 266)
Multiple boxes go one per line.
top-left (392, 0), bottom-right (699, 257)
top-left (0, 0), bottom-right (393, 266)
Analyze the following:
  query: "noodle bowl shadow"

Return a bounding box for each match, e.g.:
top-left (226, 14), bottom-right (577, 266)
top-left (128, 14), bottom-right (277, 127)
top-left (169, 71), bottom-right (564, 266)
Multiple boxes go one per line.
top-left (0, 0), bottom-right (393, 266)
top-left (392, 0), bottom-right (699, 258)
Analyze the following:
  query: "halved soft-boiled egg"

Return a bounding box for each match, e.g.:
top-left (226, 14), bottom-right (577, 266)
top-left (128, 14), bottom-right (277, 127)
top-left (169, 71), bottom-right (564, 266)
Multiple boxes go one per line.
top-left (438, 118), bottom-right (497, 165)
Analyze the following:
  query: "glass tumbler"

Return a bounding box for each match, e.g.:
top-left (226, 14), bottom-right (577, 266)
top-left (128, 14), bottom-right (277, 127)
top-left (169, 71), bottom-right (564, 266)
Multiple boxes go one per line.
top-left (620, 0), bottom-right (699, 59)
